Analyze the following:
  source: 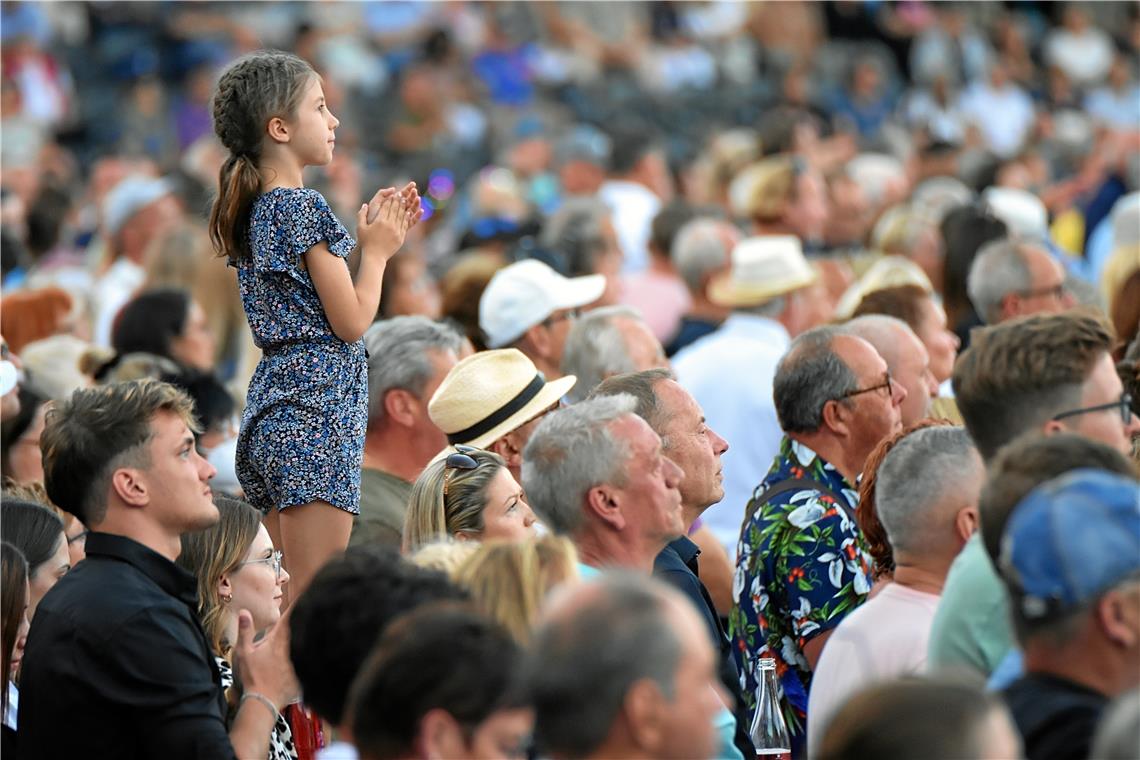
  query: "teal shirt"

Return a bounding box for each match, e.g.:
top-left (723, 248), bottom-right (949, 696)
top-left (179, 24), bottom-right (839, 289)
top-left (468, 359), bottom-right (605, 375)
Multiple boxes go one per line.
top-left (927, 534), bottom-right (1014, 675)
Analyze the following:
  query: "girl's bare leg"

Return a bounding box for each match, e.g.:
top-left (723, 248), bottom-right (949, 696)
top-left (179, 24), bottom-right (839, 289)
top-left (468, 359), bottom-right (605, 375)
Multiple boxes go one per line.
top-left (278, 500), bottom-right (352, 608)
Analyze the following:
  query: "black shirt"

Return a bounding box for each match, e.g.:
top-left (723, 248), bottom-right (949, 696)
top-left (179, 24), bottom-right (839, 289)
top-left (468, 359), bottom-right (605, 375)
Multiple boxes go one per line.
top-left (655, 536), bottom-right (755, 758)
top-left (19, 532), bottom-right (237, 760)
top-left (1003, 672), bottom-right (1108, 760)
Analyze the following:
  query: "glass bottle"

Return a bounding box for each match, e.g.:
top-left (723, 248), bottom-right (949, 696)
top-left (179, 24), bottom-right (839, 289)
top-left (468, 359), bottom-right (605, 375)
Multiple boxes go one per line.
top-left (749, 657), bottom-right (791, 759)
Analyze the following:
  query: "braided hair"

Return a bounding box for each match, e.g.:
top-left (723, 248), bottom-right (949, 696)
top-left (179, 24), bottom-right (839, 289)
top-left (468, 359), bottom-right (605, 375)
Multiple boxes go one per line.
top-left (208, 50), bottom-right (316, 262)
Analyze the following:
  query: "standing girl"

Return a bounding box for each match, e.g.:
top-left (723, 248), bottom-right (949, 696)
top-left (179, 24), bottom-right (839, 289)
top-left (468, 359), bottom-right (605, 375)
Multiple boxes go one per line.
top-left (208, 50), bottom-right (420, 601)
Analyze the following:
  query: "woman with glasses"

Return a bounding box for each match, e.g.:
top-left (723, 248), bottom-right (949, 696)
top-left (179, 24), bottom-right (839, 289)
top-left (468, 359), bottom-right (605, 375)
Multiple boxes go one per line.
top-left (402, 447), bottom-right (538, 554)
top-left (177, 496), bottom-right (296, 760)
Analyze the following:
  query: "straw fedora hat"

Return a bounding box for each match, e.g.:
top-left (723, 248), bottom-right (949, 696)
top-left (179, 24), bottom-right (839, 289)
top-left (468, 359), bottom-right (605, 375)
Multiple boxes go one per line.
top-left (708, 235), bottom-right (818, 308)
top-left (428, 349), bottom-right (576, 459)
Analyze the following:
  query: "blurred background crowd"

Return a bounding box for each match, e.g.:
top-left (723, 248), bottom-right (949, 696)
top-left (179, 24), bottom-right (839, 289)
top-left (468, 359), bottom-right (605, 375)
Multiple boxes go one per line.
top-left (1, 2), bottom-right (1140, 759)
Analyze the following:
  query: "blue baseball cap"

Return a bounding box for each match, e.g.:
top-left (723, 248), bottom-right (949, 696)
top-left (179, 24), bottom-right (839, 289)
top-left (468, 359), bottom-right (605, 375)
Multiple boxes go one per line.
top-left (999, 469), bottom-right (1140, 621)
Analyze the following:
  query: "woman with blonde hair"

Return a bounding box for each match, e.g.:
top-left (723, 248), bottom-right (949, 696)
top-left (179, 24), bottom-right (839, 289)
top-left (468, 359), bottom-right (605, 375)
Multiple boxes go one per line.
top-left (402, 446), bottom-right (537, 554)
top-left (452, 536), bottom-right (579, 643)
top-left (177, 496), bottom-right (296, 760)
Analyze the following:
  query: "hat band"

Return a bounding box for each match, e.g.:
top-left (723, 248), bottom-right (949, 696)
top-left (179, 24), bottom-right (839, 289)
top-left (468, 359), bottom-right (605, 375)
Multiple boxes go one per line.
top-left (447, 372), bottom-right (547, 445)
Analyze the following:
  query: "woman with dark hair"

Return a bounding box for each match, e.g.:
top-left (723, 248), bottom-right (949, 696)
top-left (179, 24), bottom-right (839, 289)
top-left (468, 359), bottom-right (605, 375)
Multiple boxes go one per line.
top-left (111, 287), bottom-right (217, 372)
top-left (939, 205), bottom-right (1008, 347)
top-left (177, 496), bottom-right (296, 759)
top-left (2, 541), bottom-right (29, 752)
top-left (0, 500), bottom-right (68, 622)
top-left (0, 384), bottom-right (49, 484)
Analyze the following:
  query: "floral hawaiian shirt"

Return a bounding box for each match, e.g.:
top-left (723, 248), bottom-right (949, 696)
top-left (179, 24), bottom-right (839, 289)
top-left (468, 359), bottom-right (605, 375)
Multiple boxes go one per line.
top-left (728, 436), bottom-right (872, 756)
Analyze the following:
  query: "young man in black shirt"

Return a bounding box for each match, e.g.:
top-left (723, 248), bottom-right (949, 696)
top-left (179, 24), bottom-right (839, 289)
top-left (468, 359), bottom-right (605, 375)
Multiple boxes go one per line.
top-left (19, 379), bottom-right (295, 759)
top-left (997, 470), bottom-right (1140, 760)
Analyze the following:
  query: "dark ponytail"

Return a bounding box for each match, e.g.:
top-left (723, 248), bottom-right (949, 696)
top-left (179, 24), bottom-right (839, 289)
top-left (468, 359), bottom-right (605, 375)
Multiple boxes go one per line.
top-left (208, 50), bottom-right (316, 262)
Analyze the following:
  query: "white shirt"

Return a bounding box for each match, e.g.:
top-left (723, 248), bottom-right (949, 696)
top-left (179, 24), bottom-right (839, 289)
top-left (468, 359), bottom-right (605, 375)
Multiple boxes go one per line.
top-left (599, 179), bottom-right (661, 275)
top-left (805, 583), bottom-right (941, 758)
top-left (1044, 28), bottom-right (1115, 88)
top-left (91, 257), bottom-right (145, 348)
top-left (673, 314), bottom-right (790, 559)
top-left (958, 82), bottom-right (1035, 159)
top-left (317, 741), bottom-right (358, 760)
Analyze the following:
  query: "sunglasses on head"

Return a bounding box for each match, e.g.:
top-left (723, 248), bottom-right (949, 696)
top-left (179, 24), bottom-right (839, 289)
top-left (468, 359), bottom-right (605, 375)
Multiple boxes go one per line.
top-left (442, 445), bottom-right (479, 497)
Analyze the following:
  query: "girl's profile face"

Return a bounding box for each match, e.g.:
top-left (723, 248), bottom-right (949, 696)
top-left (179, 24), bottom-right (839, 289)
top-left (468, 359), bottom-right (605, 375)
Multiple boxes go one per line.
top-left (284, 76), bottom-right (340, 168)
top-left (170, 300), bottom-right (216, 372)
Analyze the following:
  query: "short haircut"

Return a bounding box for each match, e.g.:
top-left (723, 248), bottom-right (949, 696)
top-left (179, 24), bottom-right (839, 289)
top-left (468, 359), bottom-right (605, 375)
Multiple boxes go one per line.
top-left (540, 196), bottom-right (613, 278)
top-left (857, 419), bottom-right (954, 579)
top-left (363, 317), bottom-right (462, 424)
top-left (590, 368), bottom-right (675, 445)
top-left (561, 306), bottom-right (647, 403)
top-left (979, 432), bottom-right (1136, 564)
top-left (817, 677), bottom-right (1012, 760)
top-left (607, 121), bottom-right (662, 175)
top-left (672, 218), bottom-right (732, 293)
top-left (952, 311), bottom-right (1113, 460)
top-left (525, 573), bottom-right (683, 758)
top-left (347, 606), bottom-right (526, 760)
top-left (288, 546), bottom-right (468, 725)
top-left (0, 499), bottom-right (63, 576)
top-left (773, 326), bottom-right (858, 433)
top-left (966, 238), bottom-right (1034, 324)
top-left (40, 379), bottom-right (198, 525)
top-left (521, 395), bottom-right (638, 535)
top-left (852, 284), bottom-right (930, 333)
top-left (876, 427), bottom-right (979, 556)
top-left (648, 201), bottom-right (699, 258)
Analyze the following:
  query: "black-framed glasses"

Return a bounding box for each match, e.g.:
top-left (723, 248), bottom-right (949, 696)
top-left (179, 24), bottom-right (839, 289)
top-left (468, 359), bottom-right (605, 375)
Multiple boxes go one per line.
top-left (238, 549), bottom-right (284, 580)
top-left (1052, 393), bottom-right (1134, 425)
top-left (541, 308), bottom-right (580, 328)
top-left (443, 444), bottom-right (479, 497)
top-left (1016, 282), bottom-right (1067, 300)
top-left (67, 529), bottom-right (89, 546)
top-left (839, 372), bottom-right (894, 400)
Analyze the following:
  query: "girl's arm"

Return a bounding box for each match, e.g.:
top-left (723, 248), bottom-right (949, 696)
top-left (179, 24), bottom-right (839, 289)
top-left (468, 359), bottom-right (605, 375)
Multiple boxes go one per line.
top-left (306, 194), bottom-right (417, 343)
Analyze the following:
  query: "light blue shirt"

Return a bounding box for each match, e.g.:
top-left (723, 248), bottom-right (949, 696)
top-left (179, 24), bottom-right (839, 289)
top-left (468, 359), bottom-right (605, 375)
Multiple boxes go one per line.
top-left (673, 314), bottom-right (790, 559)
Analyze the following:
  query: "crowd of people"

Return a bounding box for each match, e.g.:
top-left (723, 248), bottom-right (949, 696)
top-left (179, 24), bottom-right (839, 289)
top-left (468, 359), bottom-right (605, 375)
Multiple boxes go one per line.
top-left (2, 1), bottom-right (1140, 759)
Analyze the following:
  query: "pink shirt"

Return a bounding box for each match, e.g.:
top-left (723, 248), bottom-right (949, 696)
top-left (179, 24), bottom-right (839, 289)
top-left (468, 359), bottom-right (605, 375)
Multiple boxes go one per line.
top-left (620, 270), bottom-right (691, 343)
top-left (805, 583), bottom-right (942, 758)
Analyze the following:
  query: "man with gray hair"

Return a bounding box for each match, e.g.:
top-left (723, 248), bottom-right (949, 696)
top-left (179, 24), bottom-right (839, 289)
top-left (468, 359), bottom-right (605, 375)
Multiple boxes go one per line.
top-left (666, 217), bottom-right (738, 356)
top-left (525, 573), bottom-right (726, 760)
top-left (352, 316), bottom-right (463, 547)
top-left (844, 314), bottom-right (939, 426)
top-left (731, 325), bottom-right (905, 756)
top-left (806, 426), bottom-right (983, 754)
top-left (674, 235), bottom-right (833, 558)
top-left (561, 306), bottom-right (669, 403)
top-left (522, 394), bottom-right (685, 574)
top-left (966, 237), bottom-right (1075, 325)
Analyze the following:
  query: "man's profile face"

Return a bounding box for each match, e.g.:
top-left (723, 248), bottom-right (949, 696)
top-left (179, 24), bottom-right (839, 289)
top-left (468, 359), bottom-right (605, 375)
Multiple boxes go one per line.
top-left (609, 414), bottom-right (685, 546)
top-left (138, 410), bottom-right (218, 533)
top-left (1055, 353), bottom-right (1140, 456)
top-left (656, 380), bottom-right (728, 514)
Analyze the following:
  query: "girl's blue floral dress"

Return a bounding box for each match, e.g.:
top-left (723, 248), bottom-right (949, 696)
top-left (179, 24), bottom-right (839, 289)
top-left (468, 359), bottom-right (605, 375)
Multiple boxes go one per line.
top-left (234, 187), bottom-right (366, 516)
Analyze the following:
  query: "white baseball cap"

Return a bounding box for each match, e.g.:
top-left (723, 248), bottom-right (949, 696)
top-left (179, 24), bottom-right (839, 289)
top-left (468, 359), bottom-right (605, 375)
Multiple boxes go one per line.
top-left (479, 259), bottom-right (606, 348)
top-left (102, 175), bottom-right (175, 237)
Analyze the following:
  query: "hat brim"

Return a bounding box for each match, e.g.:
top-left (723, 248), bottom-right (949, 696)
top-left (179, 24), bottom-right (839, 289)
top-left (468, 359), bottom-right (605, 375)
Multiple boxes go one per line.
top-left (707, 268), bottom-right (818, 308)
top-left (430, 373), bottom-right (578, 463)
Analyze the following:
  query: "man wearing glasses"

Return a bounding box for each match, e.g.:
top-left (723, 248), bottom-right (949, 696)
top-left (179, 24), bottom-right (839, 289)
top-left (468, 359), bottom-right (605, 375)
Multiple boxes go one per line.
top-left (730, 325), bottom-right (906, 757)
top-left (929, 311), bottom-right (1140, 681)
top-left (966, 237), bottom-right (1076, 327)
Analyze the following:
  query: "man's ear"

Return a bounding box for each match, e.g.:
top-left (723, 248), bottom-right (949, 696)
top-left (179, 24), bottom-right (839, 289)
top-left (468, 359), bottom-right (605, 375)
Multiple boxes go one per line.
top-left (417, 708), bottom-right (467, 760)
top-left (110, 467), bottom-right (148, 509)
top-left (623, 678), bottom-right (667, 753)
top-left (820, 398), bottom-right (852, 439)
top-left (383, 388), bottom-right (419, 428)
top-left (586, 484), bottom-right (625, 531)
top-left (1098, 586), bottom-right (1140, 649)
top-left (955, 506), bottom-right (979, 544)
top-left (266, 115), bottom-right (290, 145)
top-left (521, 323), bottom-right (552, 361)
top-left (999, 293), bottom-right (1022, 322)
